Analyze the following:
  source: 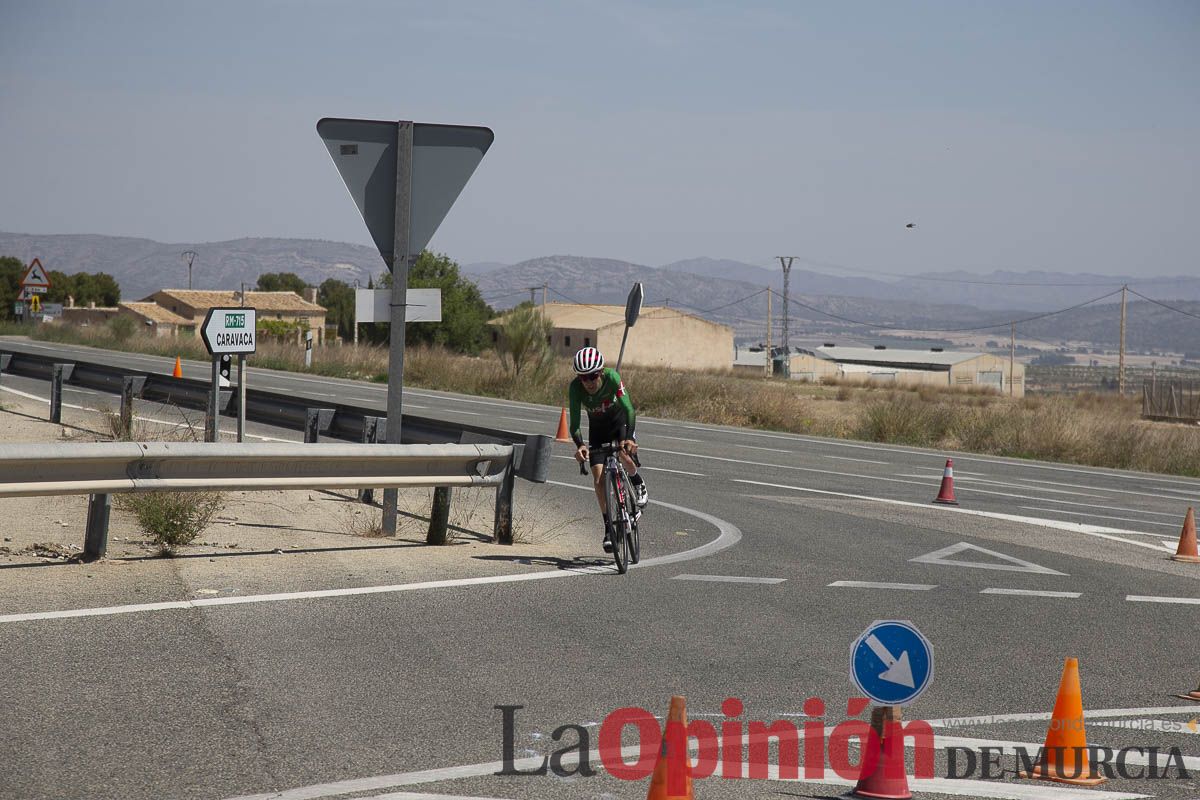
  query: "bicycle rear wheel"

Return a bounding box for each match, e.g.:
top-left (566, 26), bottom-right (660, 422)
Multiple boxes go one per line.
top-left (607, 470), bottom-right (628, 574)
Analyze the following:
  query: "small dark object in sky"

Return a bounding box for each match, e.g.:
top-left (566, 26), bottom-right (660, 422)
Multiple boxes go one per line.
top-left (906, 223), bottom-right (916, 229)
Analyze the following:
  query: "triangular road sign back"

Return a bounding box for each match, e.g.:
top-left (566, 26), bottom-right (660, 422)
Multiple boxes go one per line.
top-left (910, 541), bottom-right (1067, 575)
top-left (20, 258), bottom-right (50, 288)
top-left (316, 118), bottom-right (492, 267)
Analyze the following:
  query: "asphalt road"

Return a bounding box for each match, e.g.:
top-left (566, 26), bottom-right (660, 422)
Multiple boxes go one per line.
top-left (1, 339), bottom-right (1198, 800)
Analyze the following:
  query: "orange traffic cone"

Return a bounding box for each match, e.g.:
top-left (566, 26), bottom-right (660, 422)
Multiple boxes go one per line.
top-left (1171, 507), bottom-right (1199, 563)
top-left (1176, 677), bottom-right (1200, 702)
top-left (554, 408), bottom-right (571, 443)
top-left (1019, 658), bottom-right (1106, 786)
top-left (646, 696), bottom-right (693, 800)
top-left (172, 356), bottom-right (183, 378)
top-left (852, 706), bottom-right (912, 799)
top-left (932, 459), bottom-right (959, 505)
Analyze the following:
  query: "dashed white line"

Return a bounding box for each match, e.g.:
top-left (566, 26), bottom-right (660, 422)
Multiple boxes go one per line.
top-left (1126, 595), bottom-right (1200, 605)
top-left (673, 574), bottom-right (786, 584)
top-left (825, 455), bottom-right (889, 465)
top-left (828, 580), bottom-right (936, 591)
top-left (980, 588), bottom-right (1081, 598)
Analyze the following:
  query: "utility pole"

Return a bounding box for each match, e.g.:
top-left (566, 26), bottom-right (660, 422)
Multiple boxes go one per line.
top-left (765, 290), bottom-right (773, 378)
top-left (352, 279), bottom-right (359, 346)
top-left (1010, 322), bottom-right (1016, 397)
top-left (1118, 284), bottom-right (1127, 395)
top-left (777, 257), bottom-right (794, 378)
top-left (240, 282), bottom-right (247, 308)
top-left (541, 283), bottom-right (547, 317)
top-left (181, 250), bottom-right (197, 290)
top-left (528, 286), bottom-right (538, 306)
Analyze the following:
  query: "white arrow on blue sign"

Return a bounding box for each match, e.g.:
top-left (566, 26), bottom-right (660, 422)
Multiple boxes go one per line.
top-left (850, 620), bottom-right (934, 705)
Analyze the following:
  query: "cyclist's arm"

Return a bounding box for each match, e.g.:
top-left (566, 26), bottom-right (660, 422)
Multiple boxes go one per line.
top-left (568, 379), bottom-right (585, 447)
top-left (610, 369), bottom-right (636, 437)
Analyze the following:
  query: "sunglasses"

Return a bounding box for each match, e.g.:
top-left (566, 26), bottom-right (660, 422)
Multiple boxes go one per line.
top-left (581, 372), bottom-right (602, 381)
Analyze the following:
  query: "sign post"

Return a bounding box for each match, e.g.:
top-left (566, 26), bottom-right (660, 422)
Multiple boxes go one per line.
top-left (201, 307), bottom-right (257, 442)
top-left (318, 117), bottom-right (492, 534)
top-left (616, 282), bottom-right (644, 372)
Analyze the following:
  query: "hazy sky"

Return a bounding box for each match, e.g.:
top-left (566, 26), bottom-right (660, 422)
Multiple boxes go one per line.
top-left (1, 1), bottom-right (1197, 277)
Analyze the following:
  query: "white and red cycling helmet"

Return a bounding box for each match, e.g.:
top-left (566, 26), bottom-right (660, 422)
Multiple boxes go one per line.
top-left (573, 347), bottom-right (605, 375)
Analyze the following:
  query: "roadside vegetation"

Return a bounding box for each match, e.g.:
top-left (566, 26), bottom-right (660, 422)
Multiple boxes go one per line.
top-left (2, 290), bottom-right (1196, 479)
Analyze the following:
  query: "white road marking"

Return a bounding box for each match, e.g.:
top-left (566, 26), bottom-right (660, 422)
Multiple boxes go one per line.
top-left (672, 574), bottom-right (786, 584)
top-left (737, 479), bottom-right (1173, 553)
top-left (911, 542), bottom-right (1066, 575)
top-left (550, 454), bottom-right (704, 477)
top-left (217, 710), bottom-right (1188, 800)
top-left (980, 588), bottom-right (1081, 598)
top-left (1126, 595), bottom-right (1200, 605)
top-left (362, 794), bottom-right (513, 800)
top-left (927, 705), bottom-right (1200, 727)
top-left (639, 465), bottom-right (705, 477)
top-left (826, 454), bottom-right (889, 464)
top-left (1, 384), bottom-right (86, 410)
top-left (734, 443), bottom-right (791, 453)
top-left (649, 447), bottom-right (1069, 502)
top-left (898, 473), bottom-right (1104, 498)
top-left (1019, 507), bottom-right (1181, 531)
top-left (0, 487), bottom-right (741, 624)
top-left (643, 433), bottom-right (704, 443)
top-left (1006, 475), bottom-right (1199, 503)
top-left (1091, 718), bottom-right (1200, 734)
top-left (828, 580), bottom-right (937, 590)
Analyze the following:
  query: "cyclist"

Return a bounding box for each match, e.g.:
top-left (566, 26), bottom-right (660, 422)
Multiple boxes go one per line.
top-left (569, 346), bottom-right (648, 553)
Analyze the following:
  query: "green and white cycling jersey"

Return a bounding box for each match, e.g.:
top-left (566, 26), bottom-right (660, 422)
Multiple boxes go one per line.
top-left (568, 367), bottom-right (636, 447)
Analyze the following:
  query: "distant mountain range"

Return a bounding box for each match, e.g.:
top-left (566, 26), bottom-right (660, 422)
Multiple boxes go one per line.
top-left (0, 232), bottom-right (382, 300)
top-left (3, 232), bottom-right (1198, 354)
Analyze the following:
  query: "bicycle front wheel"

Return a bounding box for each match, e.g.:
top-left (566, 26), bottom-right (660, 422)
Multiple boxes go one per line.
top-left (607, 470), bottom-right (628, 574)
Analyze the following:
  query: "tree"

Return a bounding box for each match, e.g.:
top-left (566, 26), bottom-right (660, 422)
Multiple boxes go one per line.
top-left (318, 278), bottom-right (355, 340)
top-left (375, 251), bottom-right (494, 353)
top-left (47, 271), bottom-right (120, 307)
top-left (256, 272), bottom-right (309, 294)
top-left (0, 256), bottom-right (24, 320)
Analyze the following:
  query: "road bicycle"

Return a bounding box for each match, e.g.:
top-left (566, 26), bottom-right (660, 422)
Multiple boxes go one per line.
top-left (579, 440), bottom-right (641, 573)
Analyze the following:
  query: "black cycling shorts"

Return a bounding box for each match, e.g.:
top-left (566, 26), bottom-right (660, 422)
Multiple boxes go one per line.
top-left (587, 414), bottom-right (640, 468)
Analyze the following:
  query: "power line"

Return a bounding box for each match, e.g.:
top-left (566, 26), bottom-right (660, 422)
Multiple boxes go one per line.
top-left (752, 256), bottom-right (1190, 288)
top-left (1127, 288), bottom-right (1200, 321)
top-left (768, 287), bottom-right (1125, 334)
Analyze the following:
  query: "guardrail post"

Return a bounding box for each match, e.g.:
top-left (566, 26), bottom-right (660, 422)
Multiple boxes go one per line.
top-left (0, 353), bottom-right (10, 384)
top-left (50, 363), bottom-right (71, 423)
top-left (427, 486), bottom-right (453, 545)
top-left (493, 462), bottom-right (516, 545)
top-left (358, 415), bottom-right (382, 504)
top-left (83, 493), bottom-right (111, 560)
top-left (119, 376), bottom-right (146, 440)
top-left (304, 408), bottom-right (335, 444)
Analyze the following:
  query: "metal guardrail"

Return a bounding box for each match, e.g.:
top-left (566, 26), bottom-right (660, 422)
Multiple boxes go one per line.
top-left (0, 441), bottom-right (514, 559)
top-left (0, 345), bottom-right (552, 483)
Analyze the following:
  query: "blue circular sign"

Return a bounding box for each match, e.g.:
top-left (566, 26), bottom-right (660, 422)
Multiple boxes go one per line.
top-left (849, 620), bottom-right (934, 705)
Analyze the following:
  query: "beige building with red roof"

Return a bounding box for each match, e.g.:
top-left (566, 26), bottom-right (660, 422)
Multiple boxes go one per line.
top-left (142, 289), bottom-right (328, 343)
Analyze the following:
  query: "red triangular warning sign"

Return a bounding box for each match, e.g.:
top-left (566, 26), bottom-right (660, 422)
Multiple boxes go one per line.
top-left (20, 258), bottom-right (51, 288)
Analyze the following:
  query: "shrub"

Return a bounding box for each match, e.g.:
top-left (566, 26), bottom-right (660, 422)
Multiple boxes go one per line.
top-left (117, 491), bottom-right (225, 553)
top-left (107, 314), bottom-right (136, 342)
top-left (496, 305), bottom-right (555, 386)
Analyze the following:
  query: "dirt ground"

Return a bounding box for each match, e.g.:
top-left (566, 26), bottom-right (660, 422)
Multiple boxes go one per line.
top-left (0, 390), bottom-right (596, 574)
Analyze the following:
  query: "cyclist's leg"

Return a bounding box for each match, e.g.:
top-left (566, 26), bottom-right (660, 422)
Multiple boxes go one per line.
top-left (588, 418), bottom-right (617, 550)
